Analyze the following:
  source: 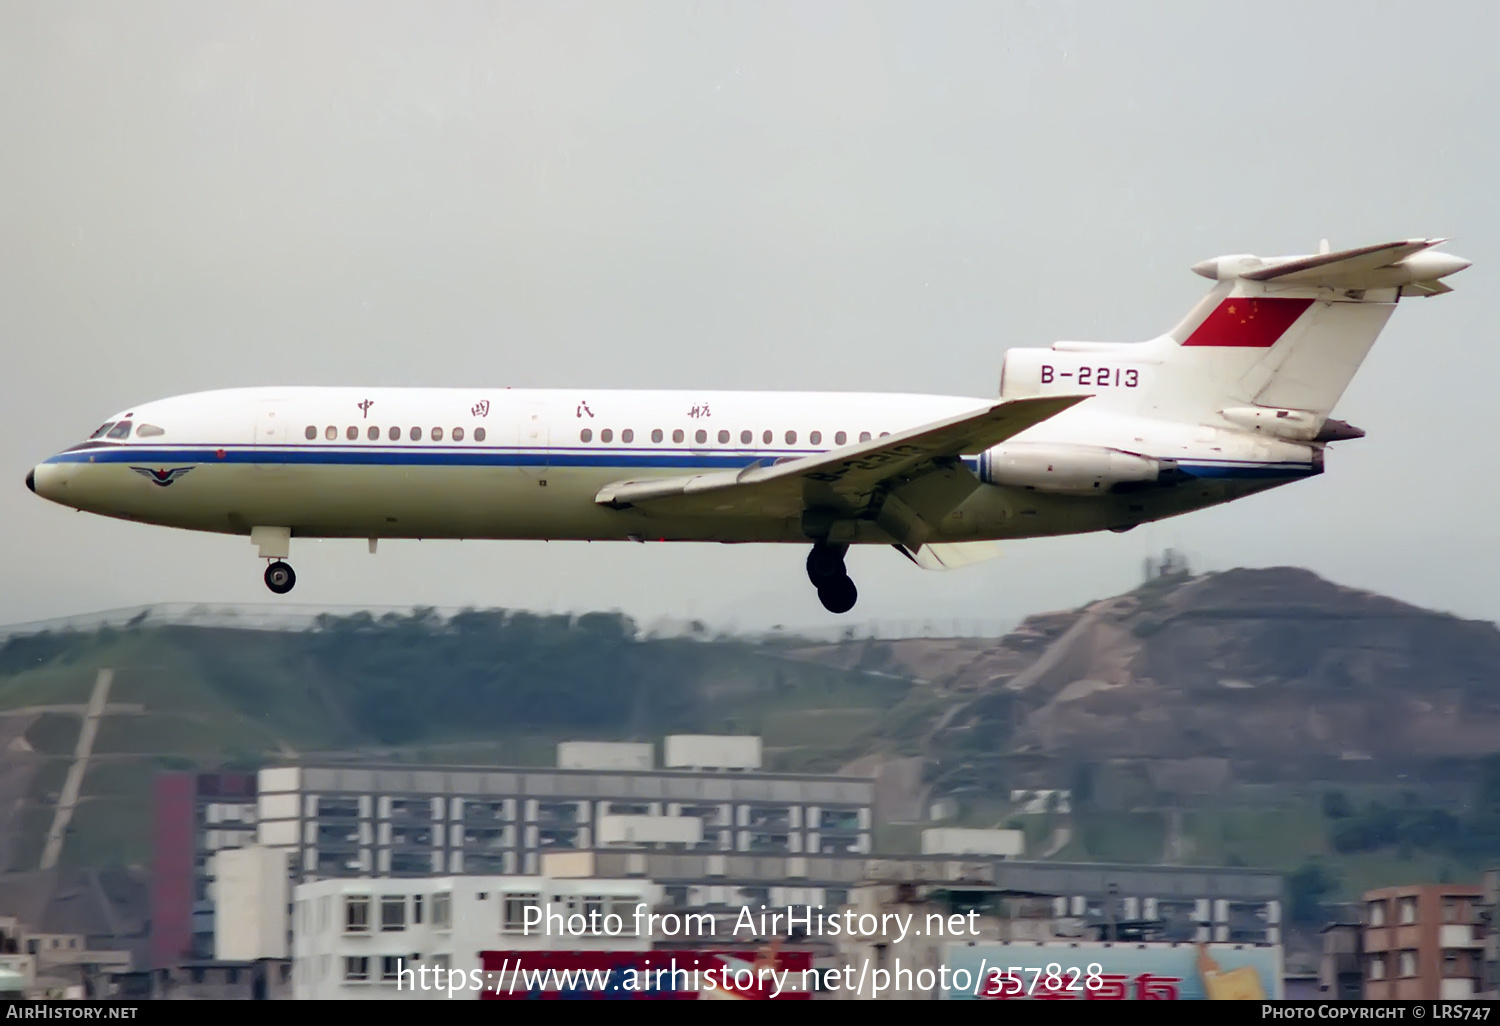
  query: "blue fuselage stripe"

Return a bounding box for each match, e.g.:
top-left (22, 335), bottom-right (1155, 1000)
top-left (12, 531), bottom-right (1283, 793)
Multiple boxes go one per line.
top-left (44, 445), bottom-right (1317, 480)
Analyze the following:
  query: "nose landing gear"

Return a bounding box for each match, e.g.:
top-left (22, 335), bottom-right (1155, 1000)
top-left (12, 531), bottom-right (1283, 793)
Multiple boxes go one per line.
top-left (264, 561), bottom-right (296, 595)
top-left (807, 543), bottom-right (857, 614)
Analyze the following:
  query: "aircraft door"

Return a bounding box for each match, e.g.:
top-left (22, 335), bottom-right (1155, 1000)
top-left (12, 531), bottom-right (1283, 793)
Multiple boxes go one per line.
top-left (253, 403), bottom-right (289, 472)
top-left (515, 402), bottom-right (550, 482)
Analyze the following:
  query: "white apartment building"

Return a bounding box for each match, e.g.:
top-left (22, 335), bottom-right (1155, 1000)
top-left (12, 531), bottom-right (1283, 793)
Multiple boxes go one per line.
top-left (291, 874), bottom-right (662, 1000)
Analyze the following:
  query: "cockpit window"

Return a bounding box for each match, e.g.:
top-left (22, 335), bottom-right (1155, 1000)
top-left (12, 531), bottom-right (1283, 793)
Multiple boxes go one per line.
top-left (89, 423), bottom-right (116, 439)
top-left (105, 422), bottom-right (133, 440)
top-left (135, 424), bottom-right (165, 437)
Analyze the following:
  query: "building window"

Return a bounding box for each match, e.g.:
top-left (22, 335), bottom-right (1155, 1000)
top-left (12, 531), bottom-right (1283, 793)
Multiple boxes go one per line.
top-left (504, 893), bottom-right (540, 933)
top-left (1399, 898), bottom-right (1418, 925)
top-left (1444, 899), bottom-right (1459, 923)
top-left (1369, 956), bottom-right (1386, 980)
top-left (1399, 950), bottom-right (1418, 978)
top-left (1445, 951), bottom-right (1461, 976)
top-left (345, 896), bottom-right (371, 933)
top-left (580, 428), bottom-right (592, 443)
top-left (381, 956), bottom-right (402, 983)
top-left (474, 427), bottom-right (486, 442)
top-left (381, 896), bottom-right (406, 931)
top-left (608, 897), bottom-right (640, 931)
top-left (584, 896), bottom-right (605, 930)
top-left (345, 957), bottom-right (369, 983)
top-left (413, 895), bottom-right (424, 925)
top-left (1369, 901), bottom-right (1387, 927)
top-left (432, 892), bottom-right (451, 930)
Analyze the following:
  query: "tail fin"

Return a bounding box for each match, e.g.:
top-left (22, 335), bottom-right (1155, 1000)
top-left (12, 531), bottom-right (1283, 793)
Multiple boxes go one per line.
top-left (998, 239), bottom-right (1469, 431)
top-left (1160, 239), bottom-right (1469, 419)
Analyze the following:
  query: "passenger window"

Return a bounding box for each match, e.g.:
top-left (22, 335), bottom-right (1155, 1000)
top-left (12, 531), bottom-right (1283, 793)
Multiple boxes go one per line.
top-left (762, 430), bottom-right (772, 445)
top-left (879, 431), bottom-right (890, 438)
top-left (741, 430), bottom-right (752, 444)
top-left (346, 427), bottom-right (358, 440)
top-left (717, 430), bottom-right (730, 444)
top-left (305, 426), bottom-right (316, 440)
top-left (368, 426), bottom-right (380, 441)
top-left (785, 430), bottom-right (797, 445)
top-left (651, 429), bottom-right (663, 443)
top-left (580, 428), bottom-right (593, 443)
top-left (106, 422), bottom-right (133, 439)
top-left (810, 431), bottom-right (822, 445)
top-left (835, 431), bottom-right (847, 445)
top-left (474, 427), bottom-right (486, 442)
top-left (672, 429), bottom-right (685, 443)
top-left (695, 429), bottom-right (707, 444)
top-left (136, 424), bottom-right (165, 438)
top-left (453, 427), bottom-right (464, 441)
top-left (860, 432), bottom-right (871, 442)
top-left (321, 426), bottom-right (333, 440)
top-left (410, 427), bottom-right (422, 441)
top-left (388, 426), bottom-right (401, 441)
top-left (432, 427), bottom-right (443, 441)
top-left (621, 429), bottom-right (634, 443)
top-left (601, 429), bottom-right (613, 443)
top-left (90, 423), bottom-right (116, 439)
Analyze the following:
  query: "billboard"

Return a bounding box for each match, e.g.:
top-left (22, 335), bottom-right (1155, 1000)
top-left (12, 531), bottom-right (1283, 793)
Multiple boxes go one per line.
top-left (479, 949), bottom-right (814, 999)
top-left (942, 942), bottom-right (1283, 1000)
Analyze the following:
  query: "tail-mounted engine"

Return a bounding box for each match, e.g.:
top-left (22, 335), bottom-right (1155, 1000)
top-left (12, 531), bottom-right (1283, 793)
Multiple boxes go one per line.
top-left (978, 442), bottom-right (1181, 495)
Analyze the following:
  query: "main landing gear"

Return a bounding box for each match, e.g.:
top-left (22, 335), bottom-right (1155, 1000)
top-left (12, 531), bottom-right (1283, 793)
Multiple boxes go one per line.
top-left (265, 561), bottom-right (296, 595)
top-left (807, 542), bottom-right (857, 614)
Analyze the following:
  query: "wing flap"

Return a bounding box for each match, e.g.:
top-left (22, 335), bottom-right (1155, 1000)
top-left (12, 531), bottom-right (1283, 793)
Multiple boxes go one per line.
top-left (595, 394), bottom-right (1088, 517)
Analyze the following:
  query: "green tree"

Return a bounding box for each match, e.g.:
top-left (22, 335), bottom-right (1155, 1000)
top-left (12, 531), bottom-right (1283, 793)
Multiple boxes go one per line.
top-left (1287, 859), bottom-right (1340, 925)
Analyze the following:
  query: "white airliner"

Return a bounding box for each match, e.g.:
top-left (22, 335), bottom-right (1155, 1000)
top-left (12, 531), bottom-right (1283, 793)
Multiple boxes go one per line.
top-left (26, 239), bottom-right (1469, 614)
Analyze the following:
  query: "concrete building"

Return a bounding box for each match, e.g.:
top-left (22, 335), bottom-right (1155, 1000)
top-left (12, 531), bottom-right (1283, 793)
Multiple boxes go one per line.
top-left (920, 828), bottom-right (1023, 858)
top-left (150, 772), bottom-right (258, 965)
top-left (1362, 884), bottom-right (1484, 999)
top-left (1480, 869), bottom-right (1499, 998)
top-left (211, 846), bottom-right (290, 961)
top-left (252, 755), bottom-right (874, 884)
top-left (1318, 920), bottom-right (1363, 1000)
top-left (822, 879), bottom-right (1282, 999)
top-left (290, 874), bottom-right (661, 999)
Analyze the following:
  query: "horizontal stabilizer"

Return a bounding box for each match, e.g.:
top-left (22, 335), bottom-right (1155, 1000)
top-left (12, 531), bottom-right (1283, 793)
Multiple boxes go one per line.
top-left (1193, 238), bottom-right (1469, 293)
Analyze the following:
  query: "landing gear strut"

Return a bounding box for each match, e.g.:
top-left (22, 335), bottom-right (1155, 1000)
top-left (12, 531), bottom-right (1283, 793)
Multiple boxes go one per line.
top-left (807, 543), bottom-right (857, 614)
top-left (264, 561), bottom-right (296, 595)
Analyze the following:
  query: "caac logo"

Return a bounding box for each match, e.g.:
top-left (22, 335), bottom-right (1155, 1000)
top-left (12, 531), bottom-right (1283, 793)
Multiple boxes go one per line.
top-left (130, 467), bottom-right (194, 487)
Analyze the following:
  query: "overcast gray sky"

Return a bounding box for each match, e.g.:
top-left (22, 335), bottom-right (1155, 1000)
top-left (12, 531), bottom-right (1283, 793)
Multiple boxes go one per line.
top-left (3, 2), bottom-right (1497, 634)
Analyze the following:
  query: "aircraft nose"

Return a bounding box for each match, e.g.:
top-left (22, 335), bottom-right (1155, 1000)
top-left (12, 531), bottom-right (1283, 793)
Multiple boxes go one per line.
top-left (25, 468), bottom-right (35, 494)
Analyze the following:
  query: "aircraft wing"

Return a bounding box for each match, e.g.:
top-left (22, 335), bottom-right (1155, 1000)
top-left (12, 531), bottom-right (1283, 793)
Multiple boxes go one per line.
top-left (594, 395), bottom-right (1088, 542)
